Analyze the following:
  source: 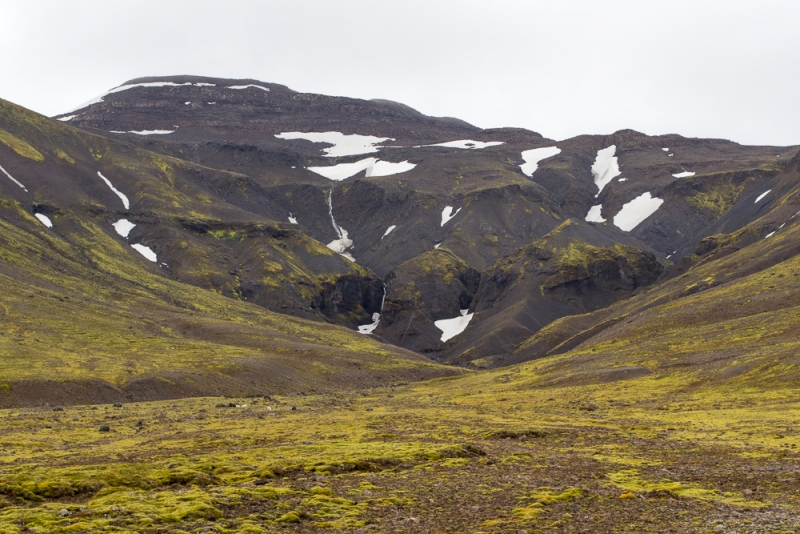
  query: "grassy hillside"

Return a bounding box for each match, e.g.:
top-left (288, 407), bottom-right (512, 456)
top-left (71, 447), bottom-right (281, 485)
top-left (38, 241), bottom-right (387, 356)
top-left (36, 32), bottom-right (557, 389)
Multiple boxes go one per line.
top-left (0, 196), bottom-right (457, 407)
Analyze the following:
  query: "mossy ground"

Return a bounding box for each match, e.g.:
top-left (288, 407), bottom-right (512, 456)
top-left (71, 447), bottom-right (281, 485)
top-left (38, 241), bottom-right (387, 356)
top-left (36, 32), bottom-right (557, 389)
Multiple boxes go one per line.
top-left (0, 363), bottom-right (796, 533)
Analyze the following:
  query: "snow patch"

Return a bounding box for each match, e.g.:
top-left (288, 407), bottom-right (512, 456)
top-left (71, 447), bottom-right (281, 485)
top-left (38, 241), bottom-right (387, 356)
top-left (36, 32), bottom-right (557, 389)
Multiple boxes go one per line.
top-left (662, 148), bottom-right (669, 152)
top-left (755, 190), bottom-right (771, 203)
top-left (434, 243), bottom-right (441, 249)
top-left (127, 130), bottom-right (175, 136)
top-left (591, 146), bottom-right (621, 196)
top-left (97, 172), bottom-right (130, 209)
top-left (308, 158), bottom-right (376, 181)
top-left (585, 204), bottom-right (606, 223)
top-left (325, 188), bottom-right (355, 261)
top-left (672, 171), bottom-right (695, 178)
top-left (288, 213), bottom-right (298, 224)
top-left (227, 84), bottom-right (270, 91)
top-left (357, 313), bottom-right (381, 335)
top-left (34, 213), bottom-right (53, 228)
top-left (519, 146), bottom-right (560, 176)
top-left (441, 206), bottom-right (461, 226)
top-left (57, 115), bottom-right (77, 122)
top-left (276, 132), bottom-right (392, 157)
top-left (66, 81), bottom-right (217, 113)
top-left (208, 102), bottom-right (216, 104)
top-left (327, 228), bottom-right (355, 261)
top-left (618, 178), bottom-right (627, 182)
top-left (765, 231), bottom-right (776, 239)
top-left (382, 225), bottom-right (396, 239)
top-left (184, 101), bottom-right (191, 105)
top-left (0, 163), bottom-right (28, 192)
top-left (613, 192), bottom-right (664, 232)
top-left (435, 309), bottom-right (474, 342)
top-left (424, 140), bottom-right (504, 150)
top-left (112, 219), bottom-right (136, 238)
top-left (307, 157), bottom-right (415, 181)
top-left (368, 160), bottom-right (416, 177)
top-left (131, 244), bottom-right (157, 262)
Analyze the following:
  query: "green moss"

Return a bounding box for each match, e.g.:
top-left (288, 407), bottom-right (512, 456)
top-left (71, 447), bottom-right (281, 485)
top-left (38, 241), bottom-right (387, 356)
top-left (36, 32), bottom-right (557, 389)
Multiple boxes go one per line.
top-left (0, 129), bottom-right (45, 162)
top-left (686, 181), bottom-right (744, 217)
top-left (276, 511), bottom-right (302, 523)
top-left (55, 149), bottom-right (75, 164)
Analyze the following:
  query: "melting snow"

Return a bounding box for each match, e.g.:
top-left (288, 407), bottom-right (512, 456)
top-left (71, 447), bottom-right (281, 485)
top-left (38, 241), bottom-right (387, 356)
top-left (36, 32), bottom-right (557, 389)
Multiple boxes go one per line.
top-left (441, 206), bottom-right (461, 226)
top-left (127, 130), bottom-right (175, 135)
top-left (307, 157), bottom-right (415, 181)
top-left (755, 190), bottom-right (771, 203)
top-left (613, 192), bottom-right (664, 232)
top-left (327, 228), bottom-right (355, 261)
top-left (672, 171), bottom-right (695, 178)
top-left (368, 160), bottom-right (416, 176)
top-left (591, 146), bottom-right (621, 196)
top-left (227, 84), bottom-right (270, 91)
top-left (97, 172), bottom-right (130, 209)
top-left (309, 158), bottom-right (376, 180)
top-left (112, 219), bottom-right (136, 238)
top-left (382, 225), bottom-right (396, 239)
top-left (424, 140), bottom-right (504, 150)
top-left (585, 204), bottom-right (606, 223)
top-left (435, 309), bottom-right (474, 342)
top-left (34, 213), bottom-right (53, 228)
top-left (0, 163), bottom-right (28, 192)
top-left (357, 313), bottom-right (381, 334)
top-left (57, 115), bottom-right (77, 122)
top-left (326, 188), bottom-right (355, 261)
top-left (519, 146), bottom-right (561, 176)
top-left (765, 231), bottom-right (776, 239)
top-left (276, 132), bottom-right (393, 157)
top-left (131, 244), bottom-right (157, 262)
top-left (66, 81), bottom-right (217, 113)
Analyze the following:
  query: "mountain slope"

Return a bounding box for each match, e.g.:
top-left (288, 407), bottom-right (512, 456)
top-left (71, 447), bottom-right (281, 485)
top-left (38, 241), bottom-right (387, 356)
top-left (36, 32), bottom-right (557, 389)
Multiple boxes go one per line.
top-left (2, 76), bottom-right (792, 368)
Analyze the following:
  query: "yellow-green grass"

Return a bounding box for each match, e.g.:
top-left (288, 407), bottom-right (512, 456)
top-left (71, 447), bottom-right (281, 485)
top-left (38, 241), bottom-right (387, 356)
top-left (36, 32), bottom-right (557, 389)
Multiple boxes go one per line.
top-left (0, 200), bottom-right (452, 400)
top-left (0, 359), bottom-right (797, 532)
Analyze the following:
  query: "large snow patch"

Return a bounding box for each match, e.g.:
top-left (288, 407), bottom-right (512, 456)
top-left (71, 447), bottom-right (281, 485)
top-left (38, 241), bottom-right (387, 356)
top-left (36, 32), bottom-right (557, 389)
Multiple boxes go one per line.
top-left (441, 206), bottom-right (462, 226)
top-left (307, 158), bottom-right (415, 181)
top-left (613, 192), bottom-right (664, 232)
top-left (585, 204), bottom-right (606, 223)
top-left (519, 146), bottom-right (561, 176)
top-left (276, 132), bottom-right (393, 157)
top-left (591, 146), bottom-right (621, 196)
top-left (435, 309), bottom-right (474, 342)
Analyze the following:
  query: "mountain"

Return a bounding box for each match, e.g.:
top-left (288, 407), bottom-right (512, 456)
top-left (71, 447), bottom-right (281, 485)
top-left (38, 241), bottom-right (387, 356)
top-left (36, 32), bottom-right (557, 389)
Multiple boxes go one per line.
top-left (47, 75), bottom-right (797, 366)
top-left (0, 74), bottom-right (797, 404)
top-left (1, 75), bottom-right (799, 533)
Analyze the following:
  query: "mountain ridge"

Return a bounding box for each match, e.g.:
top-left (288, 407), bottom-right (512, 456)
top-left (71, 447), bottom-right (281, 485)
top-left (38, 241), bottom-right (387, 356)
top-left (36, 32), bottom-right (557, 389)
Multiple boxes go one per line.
top-left (1, 74), bottom-right (798, 386)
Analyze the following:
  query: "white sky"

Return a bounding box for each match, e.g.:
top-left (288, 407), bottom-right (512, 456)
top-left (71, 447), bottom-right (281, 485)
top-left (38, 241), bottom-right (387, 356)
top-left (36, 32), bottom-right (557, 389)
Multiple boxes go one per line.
top-left (1, 0), bottom-right (798, 146)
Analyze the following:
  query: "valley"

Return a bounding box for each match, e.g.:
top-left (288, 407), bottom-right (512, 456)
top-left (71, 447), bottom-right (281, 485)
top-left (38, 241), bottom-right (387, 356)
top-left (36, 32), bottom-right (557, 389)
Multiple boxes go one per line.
top-left (0, 76), bottom-right (798, 532)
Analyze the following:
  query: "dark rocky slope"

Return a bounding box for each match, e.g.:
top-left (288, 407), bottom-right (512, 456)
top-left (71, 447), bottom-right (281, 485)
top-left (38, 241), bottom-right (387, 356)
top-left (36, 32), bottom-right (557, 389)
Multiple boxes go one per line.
top-left (18, 76), bottom-right (796, 368)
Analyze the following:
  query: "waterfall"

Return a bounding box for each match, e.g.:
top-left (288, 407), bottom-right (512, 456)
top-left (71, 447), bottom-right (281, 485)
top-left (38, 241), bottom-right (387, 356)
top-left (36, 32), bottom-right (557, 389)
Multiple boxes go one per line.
top-left (327, 187), bottom-right (342, 238)
top-left (357, 283), bottom-right (386, 335)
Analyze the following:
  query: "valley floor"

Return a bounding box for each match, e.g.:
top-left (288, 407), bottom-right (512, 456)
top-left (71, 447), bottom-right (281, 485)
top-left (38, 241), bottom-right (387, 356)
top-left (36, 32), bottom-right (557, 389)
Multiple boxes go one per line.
top-left (0, 367), bottom-right (797, 534)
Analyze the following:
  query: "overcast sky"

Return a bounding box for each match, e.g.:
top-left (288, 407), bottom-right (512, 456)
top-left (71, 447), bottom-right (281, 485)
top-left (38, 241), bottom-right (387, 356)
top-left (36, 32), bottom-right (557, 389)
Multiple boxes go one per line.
top-left (1, 0), bottom-right (798, 146)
